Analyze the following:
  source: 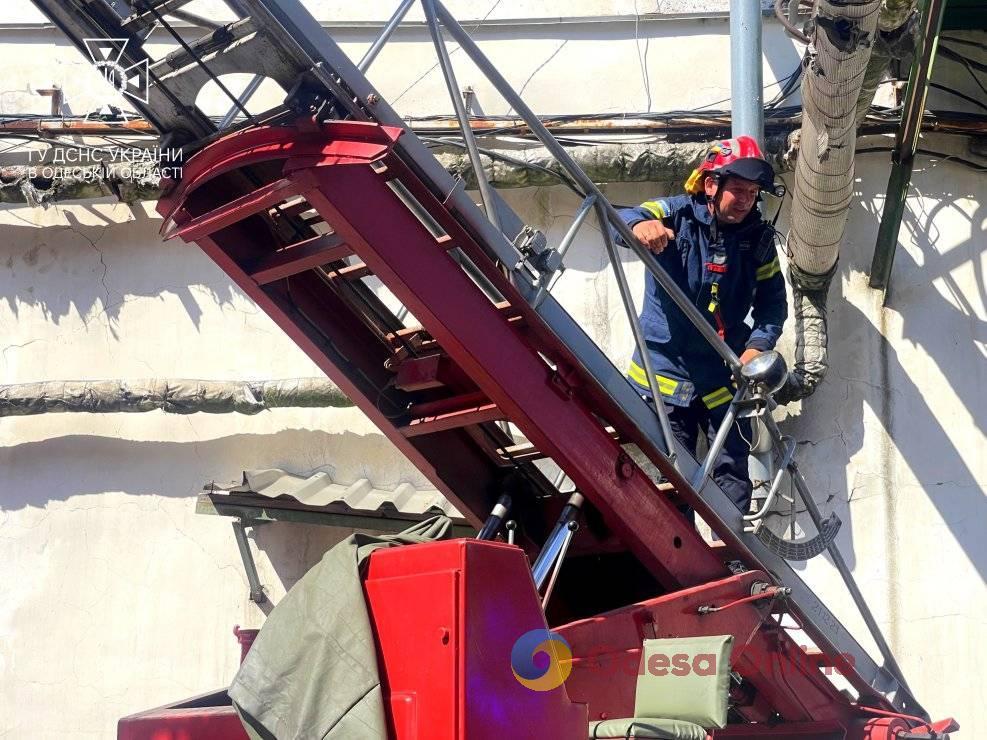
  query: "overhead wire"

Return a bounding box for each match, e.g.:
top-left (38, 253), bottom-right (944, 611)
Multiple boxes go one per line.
top-left (928, 82), bottom-right (987, 113)
top-left (856, 146), bottom-right (987, 172)
top-left (936, 44), bottom-right (987, 101)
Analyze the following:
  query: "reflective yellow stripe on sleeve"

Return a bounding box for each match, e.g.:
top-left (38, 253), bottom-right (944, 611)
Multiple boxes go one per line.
top-left (701, 387), bottom-right (733, 409)
top-left (756, 257), bottom-right (781, 281)
top-left (640, 200), bottom-right (666, 220)
top-left (628, 361), bottom-right (679, 396)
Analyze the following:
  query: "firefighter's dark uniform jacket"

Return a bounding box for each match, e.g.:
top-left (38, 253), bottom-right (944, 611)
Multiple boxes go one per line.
top-left (617, 193), bottom-right (788, 410)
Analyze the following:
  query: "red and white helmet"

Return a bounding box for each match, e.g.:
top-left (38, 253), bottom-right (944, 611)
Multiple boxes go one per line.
top-left (684, 135), bottom-right (779, 195)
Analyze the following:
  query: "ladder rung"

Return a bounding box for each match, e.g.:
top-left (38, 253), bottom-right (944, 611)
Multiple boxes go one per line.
top-left (274, 200), bottom-right (316, 220)
top-left (407, 391), bottom-right (490, 419)
top-left (401, 404), bottom-right (503, 438)
top-left (385, 327), bottom-right (436, 354)
top-left (173, 178), bottom-right (302, 242)
top-left (250, 233), bottom-right (350, 285)
top-left (490, 442), bottom-right (543, 463)
top-left (327, 262), bottom-right (371, 281)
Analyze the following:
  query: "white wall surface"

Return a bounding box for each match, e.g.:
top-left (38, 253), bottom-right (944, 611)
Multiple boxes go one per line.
top-left (1, 5), bottom-right (985, 739)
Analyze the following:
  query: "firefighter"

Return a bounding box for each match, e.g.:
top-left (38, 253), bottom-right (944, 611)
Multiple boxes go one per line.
top-left (617, 135), bottom-right (788, 515)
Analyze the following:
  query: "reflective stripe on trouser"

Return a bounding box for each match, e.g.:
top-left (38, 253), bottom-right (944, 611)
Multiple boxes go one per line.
top-left (667, 400), bottom-right (753, 513)
top-left (701, 386), bottom-right (732, 409)
top-left (628, 360), bottom-right (732, 410)
top-left (627, 360), bottom-right (693, 406)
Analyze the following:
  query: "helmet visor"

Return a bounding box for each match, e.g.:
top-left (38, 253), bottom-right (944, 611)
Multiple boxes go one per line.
top-left (718, 158), bottom-right (776, 191)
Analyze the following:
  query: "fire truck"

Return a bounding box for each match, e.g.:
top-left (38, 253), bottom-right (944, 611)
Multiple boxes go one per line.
top-left (31, 1), bottom-right (958, 738)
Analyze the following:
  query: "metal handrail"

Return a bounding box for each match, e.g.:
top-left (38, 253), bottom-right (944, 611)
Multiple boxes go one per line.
top-left (358, 0), bottom-right (415, 72)
top-left (594, 199), bottom-right (679, 464)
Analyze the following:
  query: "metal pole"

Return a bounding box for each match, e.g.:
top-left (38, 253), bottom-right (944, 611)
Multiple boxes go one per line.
top-left (421, 0), bottom-right (502, 232)
top-left (743, 437), bottom-right (796, 522)
top-left (434, 1), bottom-right (742, 373)
top-left (358, 0), bottom-right (416, 73)
top-left (532, 194), bottom-right (595, 308)
top-left (688, 387), bottom-right (746, 491)
top-left (595, 200), bottom-right (678, 464)
top-left (869, 0), bottom-right (947, 295)
top-left (231, 520), bottom-right (266, 603)
top-left (730, 0), bottom-right (764, 147)
top-left (476, 494), bottom-right (511, 540)
top-left (761, 414), bottom-right (912, 694)
top-left (532, 493), bottom-right (583, 589)
top-left (748, 415), bottom-right (775, 509)
top-left (219, 74), bottom-right (264, 129)
top-left (542, 521), bottom-right (578, 610)
top-left (556, 195), bottom-right (597, 263)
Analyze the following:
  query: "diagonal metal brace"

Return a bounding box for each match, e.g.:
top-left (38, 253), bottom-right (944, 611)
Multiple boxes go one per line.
top-left (231, 518), bottom-right (270, 603)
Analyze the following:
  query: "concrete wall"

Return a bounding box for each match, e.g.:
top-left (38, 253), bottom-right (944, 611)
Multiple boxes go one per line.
top-left (1, 1), bottom-right (985, 737)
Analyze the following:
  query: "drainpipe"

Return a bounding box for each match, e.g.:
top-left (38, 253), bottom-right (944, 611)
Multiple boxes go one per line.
top-left (731, 0), bottom-right (765, 146)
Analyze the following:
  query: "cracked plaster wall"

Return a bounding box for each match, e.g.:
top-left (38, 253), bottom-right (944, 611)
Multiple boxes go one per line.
top-left (1, 6), bottom-right (985, 738)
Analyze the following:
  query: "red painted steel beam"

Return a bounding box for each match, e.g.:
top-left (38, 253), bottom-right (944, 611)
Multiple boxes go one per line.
top-left (300, 159), bottom-right (726, 591)
top-left (170, 177), bottom-right (305, 242)
top-left (400, 404), bottom-right (504, 438)
top-left (158, 121), bottom-right (403, 217)
top-left (249, 232), bottom-right (351, 285)
top-left (407, 391), bottom-right (490, 418)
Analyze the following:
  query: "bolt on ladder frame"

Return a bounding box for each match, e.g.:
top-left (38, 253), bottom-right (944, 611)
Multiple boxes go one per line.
top-left (31, 0), bottom-right (935, 726)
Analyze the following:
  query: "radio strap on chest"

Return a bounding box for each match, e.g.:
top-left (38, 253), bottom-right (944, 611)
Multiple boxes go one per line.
top-left (708, 282), bottom-right (726, 339)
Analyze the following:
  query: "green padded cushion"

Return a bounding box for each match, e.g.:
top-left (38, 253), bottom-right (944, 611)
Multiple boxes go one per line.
top-left (634, 635), bottom-right (733, 729)
top-left (589, 718), bottom-right (708, 739)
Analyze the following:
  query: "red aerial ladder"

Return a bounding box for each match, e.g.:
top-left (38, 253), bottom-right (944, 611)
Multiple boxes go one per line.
top-left (31, 1), bottom-right (958, 738)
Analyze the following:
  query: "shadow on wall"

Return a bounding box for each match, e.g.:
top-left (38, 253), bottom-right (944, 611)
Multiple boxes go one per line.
top-left (781, 154), bottom-right (987, 585)
top-left (0, 202), bottom-right (241, 332)
top-left (1, 426), bottom-right (434, 611)
top-left (0, 427), bottom-right (429, 512)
